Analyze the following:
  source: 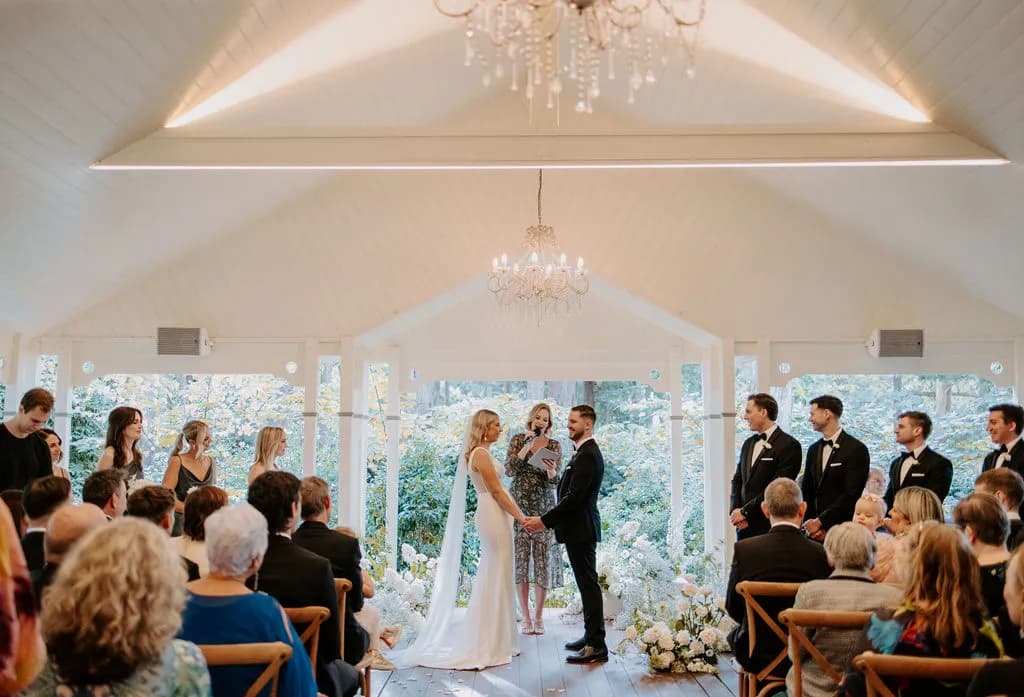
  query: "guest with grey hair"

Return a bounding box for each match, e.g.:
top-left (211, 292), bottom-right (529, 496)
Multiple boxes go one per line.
top-left (177, 504), bottom-right (317, 696)
top-left (785, 522), bottom-right (902, 697)
top-left (726, 478), bottom-right (831, 674)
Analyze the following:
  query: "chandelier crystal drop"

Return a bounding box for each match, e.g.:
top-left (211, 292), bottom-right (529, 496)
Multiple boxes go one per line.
top-left (434, 0), bottom-right (706, 117)
top-left (488, 170), bottom-right (589, 324)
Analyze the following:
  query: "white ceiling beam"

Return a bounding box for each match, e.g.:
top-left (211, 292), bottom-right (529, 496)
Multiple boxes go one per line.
top-left (92, 130), bottom-right (1007, 170)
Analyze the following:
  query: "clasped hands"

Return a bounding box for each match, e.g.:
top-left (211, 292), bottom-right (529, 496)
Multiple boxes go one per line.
top-left (521, 516), bottom-right (545, 533)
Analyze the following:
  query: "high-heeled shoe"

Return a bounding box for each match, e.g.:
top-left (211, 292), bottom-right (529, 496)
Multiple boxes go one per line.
top-left (521, 617), bottom-right (535, 635)
top-left (380, 625), bottom-right (403, 648)
top-left (534, 617), bottom-right (545, 635)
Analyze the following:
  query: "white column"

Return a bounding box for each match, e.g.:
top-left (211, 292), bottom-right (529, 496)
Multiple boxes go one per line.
top-left (1013, 337), bottom-right (1024, 404)
top-left (669, 346), bottom-right (684, 534)
top-left (338, 340), bottom-right (370, 534)
top-left (52, 340), bottom-right (73, 461)
top-left (755, 340), bottom-right (772, 394)
top-left (3, 334), bottom-right (41, 416)
top-left (301, 340), bottom-right (318, 478)
top-left (385, 349), bottom-right (401, 569)
top-left (702, 339), bottom-right (735, 557)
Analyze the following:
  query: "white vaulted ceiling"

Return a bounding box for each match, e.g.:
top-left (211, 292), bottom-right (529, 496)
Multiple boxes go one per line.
top-left (1, 0), bottom-right (1023, 344)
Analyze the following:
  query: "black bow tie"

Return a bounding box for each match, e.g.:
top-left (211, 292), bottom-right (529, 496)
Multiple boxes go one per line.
top-left (901, 451), bottom-right (915, 461)
top-left (999, 444), bottom-right (1009, 454)
top-left (757, 433), bottom-right (768, 441)
top-left (822, 439), bottom-right (835, 449)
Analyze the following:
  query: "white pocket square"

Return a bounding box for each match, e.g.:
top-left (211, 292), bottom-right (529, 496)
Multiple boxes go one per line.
top-left (910, 473), bottom-right (924, 477)
top-left (760, 457), bottom-right (774, 461)
top-left (829, 462), bottom-right (843, 468)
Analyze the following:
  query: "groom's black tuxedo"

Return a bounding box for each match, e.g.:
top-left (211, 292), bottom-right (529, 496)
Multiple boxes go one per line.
top-left (542, 438), bottom-right (603, 543)
top-left (730, 427), bottom-right (802, 539)
top-left (542, 437), bottom-right (606, 649)
top-left (982, 438), bottom-right (1024, 477)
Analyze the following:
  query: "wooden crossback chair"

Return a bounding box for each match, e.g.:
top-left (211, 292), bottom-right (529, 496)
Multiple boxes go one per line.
top-left (779, 608), bottom-right (873, 697)
top-left (198, 641), bottom-right (292, 697)
top-left (735, 581), bottom-right (802, 697)
top-left (853, 652), bottom-right (998, 697)
top-left (335, 577), bottom-right (374, 696)
top-left (284, 605), bottom-right (330, 677)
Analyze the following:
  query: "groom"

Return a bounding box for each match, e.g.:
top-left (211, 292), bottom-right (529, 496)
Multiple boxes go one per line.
top-left (523, 404), bottom-right (607, 664)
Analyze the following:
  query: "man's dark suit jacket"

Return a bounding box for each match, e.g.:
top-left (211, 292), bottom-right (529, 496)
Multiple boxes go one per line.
top-left (726, 525), bottom-right (830, 673)
top-left (1010, 518), bottom-right (1024, 551)
top-left (541, 438), bottom-right (604, 543)
top-left (21, 530), bottom-right (45, 573)
top-left (882, 446), bottom-right (954, 509)
top-left (293, 520), bottom-right (369, 664)
top-left (800, 431), bottom-right (870, 531)
top-left (982, 439), bottom-right (1024, 477)
top-left (730, 428), bottom-right (802, 538)
top-left (31, 562), bottom-right (58, 610)
top-left (252, 533), bottom-right (358, 697)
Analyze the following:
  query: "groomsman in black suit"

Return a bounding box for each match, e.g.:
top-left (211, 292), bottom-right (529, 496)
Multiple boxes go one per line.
top-left (800, 395), bottom-right (870, 542)
top-left (730, 393), bottom-right (802, 539)
top-left (982, 404), bottom-right (1024, 479)
top-left (974, 468), bottom-right (1024, 550)
top-left (525, 405), bottom-right (607, 664)
top-left (882, 411), bottom-right (953, 509)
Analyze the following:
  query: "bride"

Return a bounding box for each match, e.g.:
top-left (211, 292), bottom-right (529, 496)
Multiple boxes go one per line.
top-left (397, 409), bottom-right (528, 670)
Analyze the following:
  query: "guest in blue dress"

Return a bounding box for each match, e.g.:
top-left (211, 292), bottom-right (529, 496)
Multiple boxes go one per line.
top-left (178, 502), bottom-right (316, 697)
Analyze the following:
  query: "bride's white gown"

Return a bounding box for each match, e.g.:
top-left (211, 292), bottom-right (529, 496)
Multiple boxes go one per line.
top-left (397, 447), bottom-right (518, 670)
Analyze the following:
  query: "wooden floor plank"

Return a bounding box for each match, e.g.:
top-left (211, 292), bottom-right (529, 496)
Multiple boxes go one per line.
top-left (376, 610), bottom-right (728, 696)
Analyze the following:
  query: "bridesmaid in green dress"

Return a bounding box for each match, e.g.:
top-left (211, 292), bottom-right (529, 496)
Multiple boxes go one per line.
top-left (505, 402), bottom-right (564, 635)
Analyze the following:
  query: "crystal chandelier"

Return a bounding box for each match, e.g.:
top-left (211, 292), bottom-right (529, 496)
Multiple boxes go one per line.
top-left (433, 0), bottom-right (706, 117)
top-left (488, 170), bottom-right (589, 323)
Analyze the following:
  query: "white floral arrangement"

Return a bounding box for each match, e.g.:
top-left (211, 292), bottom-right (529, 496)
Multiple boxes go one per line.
top-left (370, 543), bottom-right (437, 641)
top-left (616, 580), bottom-right (735, 674)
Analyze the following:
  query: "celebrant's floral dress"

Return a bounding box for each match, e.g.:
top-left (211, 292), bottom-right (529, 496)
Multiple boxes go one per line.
top-left (506, 433), bottom-right (564, 588)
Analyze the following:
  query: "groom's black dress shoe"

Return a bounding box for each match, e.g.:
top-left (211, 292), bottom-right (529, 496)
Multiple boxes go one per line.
top-left (566, 646), bottom-right (609, 664)
top-left (564, 636), bottom-right (587, 651)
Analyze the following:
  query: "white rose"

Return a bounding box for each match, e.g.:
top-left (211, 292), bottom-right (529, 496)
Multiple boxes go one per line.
top-left (689, 639), bottom-right (705, 654)
top-left (684, 573), bottom-right (696, 583)
top-left (621, 521), bottom-right (641, 539)
top-left (700, 586), bottom-right (713, 596)
top-left (410, 612), bottom-right (425, 630)
top-left (683, 584), bottom-right (698, 597)
top-left (384, 568), bottom-right (401, 584)
top-left (652, 651), bottom-right (674, 670)
top-left (699, 628), bottom-right (718, 645)
top-left (657, 634), bottom-right (675, 650)
top-left (426, 558), bottom-right (437, 570)
top-left (401, 543), bottom-right (417, 565)
top-left (416, 553), bottom-right (427, 563)
top-left (716, 598), bottom-right (727, 611)
top-left (642, 627), bottom-right (661, 644)
top-left (695, 605), bottom-right (709, 619)
top-left (652, 621), bottom-right (671, 635)
top-left (624, 626), bottom-right (638, 640)
top-left (674, 630), bottom-right (691, 645)
top-left (677, 598), bottom-right (691, 613)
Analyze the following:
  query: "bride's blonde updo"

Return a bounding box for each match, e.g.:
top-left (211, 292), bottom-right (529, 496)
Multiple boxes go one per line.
top-left (464, 409), bottom-right (500, 462)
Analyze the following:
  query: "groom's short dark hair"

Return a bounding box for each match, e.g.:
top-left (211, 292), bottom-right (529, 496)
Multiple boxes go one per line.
top-left (571, 404), bottom-right (597, 425)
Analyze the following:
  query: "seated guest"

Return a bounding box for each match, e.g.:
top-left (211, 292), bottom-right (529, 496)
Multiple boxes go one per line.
top-left (0, 499), bottom-right (44, 694)
top-left (853, 493), bottom-right (888, 537)
top-left (1, 490), bottom-right (28, 537)
top-left (726, 478), bottom-right (831, 674)
top-left (975, 468), bottom-right (1024, 551)
top-left (36, 429), bottom-right (69, 481)
top-left (838, 522), bottom-right (1003, 697)
top-left (23, 518), bottom-right (211, 695)
top-left (172, 485), bottom-right (228, 577)
top-left (335, 526), bottom-right (402, 665)
top-left (81, 469), bottom-right (126, 520)
top-left (785, 523), bottom-right (902, 697)
top-left (968, 546), bottom-right (1024, 696)
top-left (126, 485), bottom-right (200, 581)
top-left (21, 476), bottom-right (71, 572)
top-left (874, 486), bottom-right (944, 584)
top-left (865, 467), bottom-right (886, 498)
top-left (32, 504), bottom-right (107, 608)
top-left (178, 503), bottom-right (316, 696)
top-left (248, 471), bottom-right (359, 697)
top-left (954, 492), bottom-right (1019, 655)
top-left (293, 476), bottom-right (369, 665)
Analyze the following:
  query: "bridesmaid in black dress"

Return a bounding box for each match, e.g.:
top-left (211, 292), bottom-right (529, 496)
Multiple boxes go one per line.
top-left (96, 406), bottom-right (145, 490)
top-left (161, 420), bottom-right (216, 536)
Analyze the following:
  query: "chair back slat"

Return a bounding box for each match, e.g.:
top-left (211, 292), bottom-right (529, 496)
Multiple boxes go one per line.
top-left (334, 578), bottom-right (352, 658)
top-left (198, 641), bottom-right (292, 697)
top-left (853, 651), bottom-right (997, 697)
top-left (736, 581), bottom-right (801, 680)
top-left (284, 605), bottom-right (330, 672)
top-left (780, 609), bottom-right (873, 696)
